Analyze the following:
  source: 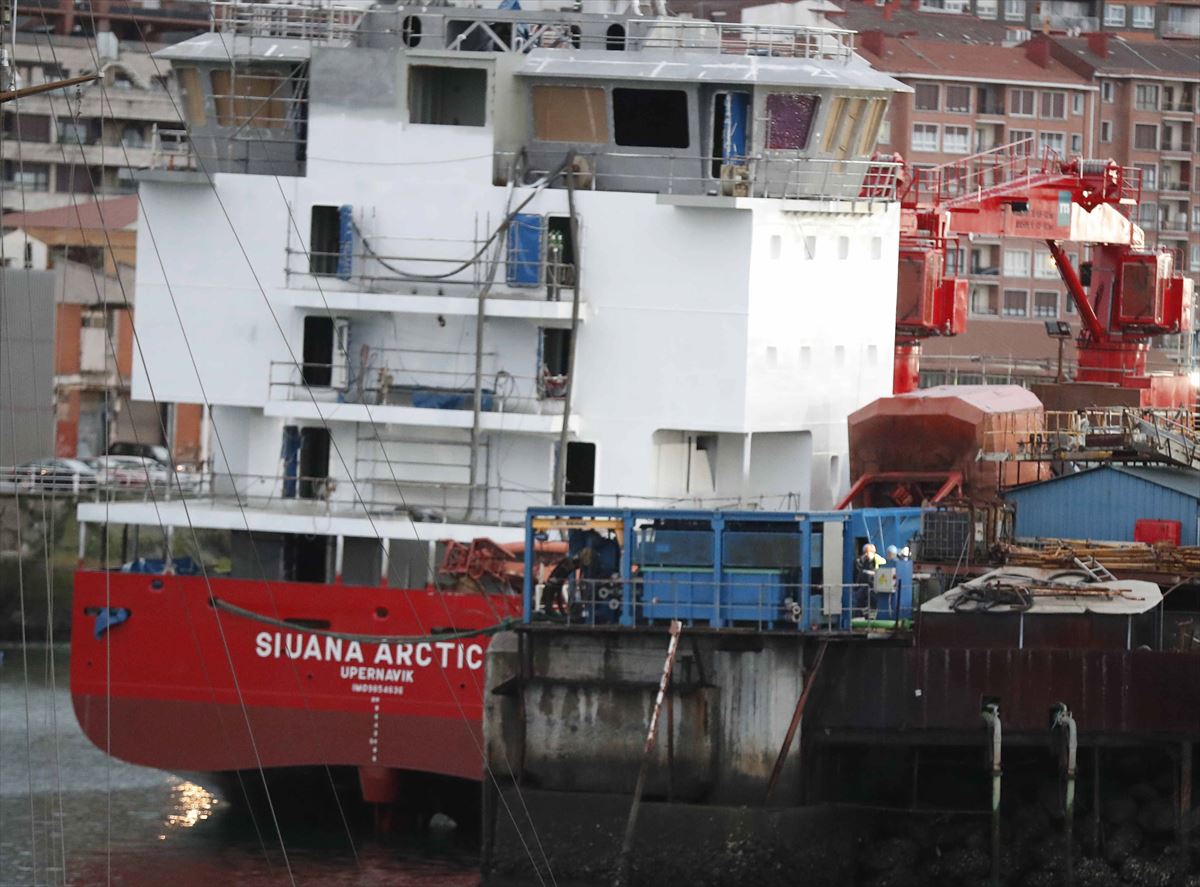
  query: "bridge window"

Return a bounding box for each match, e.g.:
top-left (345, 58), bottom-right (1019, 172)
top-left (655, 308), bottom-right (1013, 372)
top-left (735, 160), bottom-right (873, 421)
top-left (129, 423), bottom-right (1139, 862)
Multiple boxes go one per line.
top-left (612, 88), bottom-right (688, 149)
top-left (176, 67), bottom-right (206, 125)
top-left (532, 85), bottom-right (608, 143)
top-left (409, 65), bottom-right (487, 127)
top-left (210, 68), bottom-right (290, 129)
top-left (765, 93), bottom-right (819, 150)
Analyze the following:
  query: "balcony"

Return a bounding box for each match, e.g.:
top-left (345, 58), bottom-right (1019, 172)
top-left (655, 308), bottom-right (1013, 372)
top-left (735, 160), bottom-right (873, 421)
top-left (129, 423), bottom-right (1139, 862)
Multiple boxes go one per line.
top-left (1162, 18), bottom-right (1200, 38)
top-left (1159, 218), bottom-right (1190, 234)
top-left (1039, 13), bottom-right (1098, 31)
top-left (265, 356), bottom-right (576, 436)
top-left (498, 151), bottom-right (902, 203)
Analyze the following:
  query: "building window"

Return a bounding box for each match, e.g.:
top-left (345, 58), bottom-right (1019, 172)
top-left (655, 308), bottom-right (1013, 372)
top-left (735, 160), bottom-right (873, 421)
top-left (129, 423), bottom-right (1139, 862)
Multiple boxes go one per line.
top-left (1104, 3), bottom-right (1126, 25)
top-left (1034, 249), bottom-right (1059, 278)
top-left (945, 85), bottom-right (971, 113)
top-left (977, 0), bottom-right (998, 17)
top-left (532, 85), bottom-right (608, 143)
top-left (2, 160), bottom-right (50, 191)
top-left (55, 164), bottom-right (98, 194)
top-left (2, 112), bottom-right (52, 141)
top-left (57, 119), bottom-right (91, 144)
top-left (1071, 93), bottom-right (1084, 115)
top-left (877, 119), bottom-right (891, 145)
top-left (1010, 128), bottom-right (1034, 153)
top-left (765, 93), bottom-right (820, 150)
top-left (943, 125), bottom-right (970, 154)
top-left (409, 65), bottom-right (488, 127)
top-left (1003, 248), bottom-right (1031, 277)
top-left (1100, 120), bottom-right (1112, 143)
top-left (1131, 4), bottom-right (1153, 27)
top-left (612, 88), bottom-right (689, 148)
top-left (912, 123), bottom-right (939, 152)
top-left (1003, 289), bottom-right (1028, 317)
top-left (1004, 0), bottom-right (1025, 20)
top-left (1190, 244), bottom-right (1200, 272)
top-left (1070, 133), bottom-right (1082, 154)
top-left (1040, 91), bottom-right (1066, 120)
top-left (1135, 164), bottom-right (1157, 190)
top-left (1134, 84), bottom-right (1159, 111)
top-left (1101, 81), bottom-right (1114, 103)
top-left (914, 83), bottom-right (940, 111)
top-left (1133, 123), bottom-right (1158, 150)
top-left (1038, 131), bottom-right (1066, 155)
top-left (971, 286), bottom-right (998, 315)
top-left (1009, 88), bottom-right (1035, 117)
top-left (1034, 291), bottom-right (1058, 317)
top-left (1138, 201), bottom-right (1158, 227)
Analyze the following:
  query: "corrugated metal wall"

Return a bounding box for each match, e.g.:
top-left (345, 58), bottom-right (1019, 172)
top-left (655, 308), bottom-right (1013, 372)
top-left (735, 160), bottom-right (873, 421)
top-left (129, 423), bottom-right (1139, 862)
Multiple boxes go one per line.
top-left (1007, 467), bottom-right (1200, 545)
top-left (0, 269), bottom-right (57, 465)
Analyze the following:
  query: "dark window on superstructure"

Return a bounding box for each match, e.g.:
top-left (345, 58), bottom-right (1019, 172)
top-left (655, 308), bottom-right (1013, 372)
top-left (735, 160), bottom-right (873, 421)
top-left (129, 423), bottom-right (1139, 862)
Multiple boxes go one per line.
top-left (302, 315), bottom-right (334, 387)
top-left (409, 65), bottom-right (487, 127)
top-left (309, 205), bottom-right (340, 275)
top-left (766, 94), bottom-right (819, 150)
top-left (565, 442), bottom-right (596, 506)
top-left (612, 88), bottom-right (689, 149)
top-left (298, 427), bottom-right (331, 501)
top-left (606, 23), bottom-right (626, 50)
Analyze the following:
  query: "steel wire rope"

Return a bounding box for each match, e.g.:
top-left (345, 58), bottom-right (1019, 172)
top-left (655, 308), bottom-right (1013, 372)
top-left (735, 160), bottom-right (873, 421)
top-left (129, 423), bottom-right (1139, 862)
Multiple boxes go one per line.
top-left (125, 18), bottom-right (554, 882)
top-left (14, 23), bottom-right (280, 880)
top-left (268, 167), bottom-right (565, 885)
top-left (13, 42), bottom-right (281, 881)
top-left (266, 148), bottom-right (582, 877)
top-left (21, 23), bottom-right (297, 883)
top-left (1, 16), bottom-right (66, 880)
top-left (160, 21), bottom-right (566, 881)
top-left (0, 152), bottom-right (42, 887)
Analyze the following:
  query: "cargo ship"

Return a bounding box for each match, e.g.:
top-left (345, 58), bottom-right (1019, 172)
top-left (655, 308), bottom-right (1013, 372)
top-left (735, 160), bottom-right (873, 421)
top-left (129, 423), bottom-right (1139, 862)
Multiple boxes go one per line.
top-left (70, 0), bottom-right (911, 805)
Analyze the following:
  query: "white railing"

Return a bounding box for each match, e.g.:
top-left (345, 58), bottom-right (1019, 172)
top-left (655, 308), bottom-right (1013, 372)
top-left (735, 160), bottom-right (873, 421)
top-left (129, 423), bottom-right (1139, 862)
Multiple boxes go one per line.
top-left (210, 0), bottom-right (365, 42)
top-left (500, 151), bottom-right (902, 202)
top-left (267, 356), bottom-right (565, 416)
top-left (628, 18), bottom-right (856, 63)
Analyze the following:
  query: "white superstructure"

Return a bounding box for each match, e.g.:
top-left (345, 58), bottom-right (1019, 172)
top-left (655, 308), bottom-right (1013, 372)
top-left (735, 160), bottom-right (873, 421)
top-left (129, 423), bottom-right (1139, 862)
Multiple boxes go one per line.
top-left (85, 2), bottom-right (909, 566)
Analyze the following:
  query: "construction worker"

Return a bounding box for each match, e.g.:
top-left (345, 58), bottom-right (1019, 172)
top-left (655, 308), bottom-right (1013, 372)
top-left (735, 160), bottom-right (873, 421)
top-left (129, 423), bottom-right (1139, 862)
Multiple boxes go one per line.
top-left (854, 543), bottom-right (887, 615)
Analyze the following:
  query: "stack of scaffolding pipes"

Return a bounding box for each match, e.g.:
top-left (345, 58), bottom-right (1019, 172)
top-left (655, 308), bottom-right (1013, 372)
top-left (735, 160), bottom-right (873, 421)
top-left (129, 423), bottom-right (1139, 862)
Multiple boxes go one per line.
top-left (1003, 540), bottom-right (1200, 574)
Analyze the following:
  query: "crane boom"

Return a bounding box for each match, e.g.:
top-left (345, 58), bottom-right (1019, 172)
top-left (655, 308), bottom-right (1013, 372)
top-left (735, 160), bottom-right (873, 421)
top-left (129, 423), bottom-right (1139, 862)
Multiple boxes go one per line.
top-left (889, 138), bottom-right (1194, 408)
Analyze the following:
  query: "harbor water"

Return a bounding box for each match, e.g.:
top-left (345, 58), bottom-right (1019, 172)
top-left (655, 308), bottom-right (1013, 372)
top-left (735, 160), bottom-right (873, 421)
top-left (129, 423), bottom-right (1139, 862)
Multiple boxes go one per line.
top-left (0, 645), bottom-right (480, 887)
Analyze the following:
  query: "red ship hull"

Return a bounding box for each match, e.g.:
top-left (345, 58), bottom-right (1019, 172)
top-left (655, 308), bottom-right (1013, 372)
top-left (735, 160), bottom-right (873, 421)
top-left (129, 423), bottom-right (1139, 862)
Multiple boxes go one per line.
top-left (69, 570), bottom-right (520, 785)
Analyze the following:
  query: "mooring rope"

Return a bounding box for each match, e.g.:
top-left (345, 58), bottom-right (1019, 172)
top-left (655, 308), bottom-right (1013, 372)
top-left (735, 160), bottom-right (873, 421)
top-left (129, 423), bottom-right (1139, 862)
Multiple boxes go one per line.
top-left (210, 597), bottom-right (519, 645)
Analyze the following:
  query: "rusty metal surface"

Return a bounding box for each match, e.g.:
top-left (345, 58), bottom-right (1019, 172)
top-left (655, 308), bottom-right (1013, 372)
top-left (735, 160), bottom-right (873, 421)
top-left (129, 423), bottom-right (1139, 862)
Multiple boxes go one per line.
top-left (810, 646), bottom-right (1200, 737)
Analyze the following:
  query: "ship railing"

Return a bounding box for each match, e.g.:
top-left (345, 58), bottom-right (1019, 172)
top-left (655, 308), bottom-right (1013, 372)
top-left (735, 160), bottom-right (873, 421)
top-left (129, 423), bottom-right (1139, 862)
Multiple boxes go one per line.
top-left (978, 408), bottom-right (1199, 466)
top-left (496, 151), bottom-right (902, 202)
top-left (150, 127), bottom-right (196, 171)
top-left (532, 576), bottom-right (910, 634)
top-left (267, 357), bottom-right (569, 416)
top-left (294, 237), bottom-right (577, 299)
top-left (210, 0), bottom-right (365, 42)
top-left (627, 18), bottom-right (855, 62)
top-left (60, 469), bottom-right (815, 529)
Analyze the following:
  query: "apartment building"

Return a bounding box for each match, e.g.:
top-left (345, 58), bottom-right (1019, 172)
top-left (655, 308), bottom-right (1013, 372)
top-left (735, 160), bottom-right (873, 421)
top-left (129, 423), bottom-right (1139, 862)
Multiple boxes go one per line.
top-left (858, 32), bottom-right (1106, 381)
top-left (1, 33), bottom-right (181, 214)
top-left (837, 0), bottom-right (1198, 42)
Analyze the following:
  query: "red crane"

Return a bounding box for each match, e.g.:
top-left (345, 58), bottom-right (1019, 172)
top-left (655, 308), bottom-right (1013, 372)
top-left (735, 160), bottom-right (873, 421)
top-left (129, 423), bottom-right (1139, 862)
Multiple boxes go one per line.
top-left (888, 139), bottom-right (1195, 409)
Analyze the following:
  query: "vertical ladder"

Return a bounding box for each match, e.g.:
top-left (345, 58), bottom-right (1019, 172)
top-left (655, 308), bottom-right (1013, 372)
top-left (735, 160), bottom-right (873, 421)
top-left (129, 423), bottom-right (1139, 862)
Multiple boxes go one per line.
top-left (1072, 556), bottom-right (1117, 583)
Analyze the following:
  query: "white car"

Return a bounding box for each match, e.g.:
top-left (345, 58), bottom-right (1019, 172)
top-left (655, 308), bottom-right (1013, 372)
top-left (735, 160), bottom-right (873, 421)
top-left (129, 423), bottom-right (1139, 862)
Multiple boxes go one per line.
top-left (90, 456), bottom-right (172, 489)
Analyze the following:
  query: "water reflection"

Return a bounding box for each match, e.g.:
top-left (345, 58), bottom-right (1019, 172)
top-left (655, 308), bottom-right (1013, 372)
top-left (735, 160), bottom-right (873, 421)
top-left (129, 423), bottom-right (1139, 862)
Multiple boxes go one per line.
top-left (165, 781), bottom-right (219, 829)
top-left (1, 645), bottom-right (480, 887)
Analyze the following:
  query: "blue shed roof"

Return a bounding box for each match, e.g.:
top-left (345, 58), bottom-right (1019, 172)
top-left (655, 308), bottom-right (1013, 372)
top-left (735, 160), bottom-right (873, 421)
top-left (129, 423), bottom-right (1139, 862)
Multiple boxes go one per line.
top-left (1007, 465), bottom-right (1200, 501)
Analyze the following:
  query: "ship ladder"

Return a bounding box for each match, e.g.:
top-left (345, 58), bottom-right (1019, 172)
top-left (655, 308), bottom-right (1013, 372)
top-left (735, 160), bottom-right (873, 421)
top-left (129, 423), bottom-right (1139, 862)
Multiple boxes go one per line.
top-left (1072, 556), bottom-right (1117, 583)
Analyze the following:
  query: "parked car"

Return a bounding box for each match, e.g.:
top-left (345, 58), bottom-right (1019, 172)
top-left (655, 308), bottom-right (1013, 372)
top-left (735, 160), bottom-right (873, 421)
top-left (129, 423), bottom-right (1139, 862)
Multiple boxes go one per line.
top-left (9, 458), bottom-right (99, 492)
top-left (107, 442), bottom-right (172, 466)
top-left (89, 456), bottom-right (171, 488)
